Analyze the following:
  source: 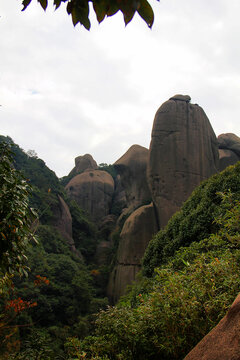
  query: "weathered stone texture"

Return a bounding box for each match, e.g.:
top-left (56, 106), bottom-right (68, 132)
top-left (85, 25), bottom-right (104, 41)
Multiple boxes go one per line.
top-left (53, 195), bottom-right (80, 256)
top-left (75, 154), bottom-right (98, 173)
top-left (147, 95), bottom-right (219, 228)
top-left (67, 154), bottom-right (98, 179)
top-left (65, 170), bottom-right (114, 223)
top-left (114, 145), bottom-right (151, 211)
top-left (184, 293), bottom-right (240, 360)
top-left (218, 133), bottom-right (240, 171)
top-left (108, 203), bottom-right (158, 303)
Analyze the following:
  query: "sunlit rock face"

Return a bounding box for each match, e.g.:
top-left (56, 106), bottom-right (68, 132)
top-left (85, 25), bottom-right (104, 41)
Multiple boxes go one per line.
top-left (147, 94), bottom-right (219, 229)
top-left (184, 293), bottom-right (240, 360)
top-left (114, 145), bottom-right (151, 211)
top-left (218, 133), bottom-right (240, 171)
top-left (65, 170), bottom-right (114, 223)
top-left (107, 203), bottom-right (158, 303)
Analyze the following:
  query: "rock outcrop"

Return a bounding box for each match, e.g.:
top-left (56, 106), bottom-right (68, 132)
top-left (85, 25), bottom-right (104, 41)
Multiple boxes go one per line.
top-left (147, 94), bottom-right (219, 228)
top-left (184, 293), bottom-right (240, 360)
top-left (65, 170), bottom-right (114, 223)
top-left (62, 97), bottom-right (240, 304)
top-left (114, 145), bottom-right (151, 211)
top-left (67, 154), bottom-right (98, 179)
top-left (108, 203), bottom-right (158, 302)
top-left (218, 133), bottom-right (240, 171)
top-left (52, 195), bottom-right (80, 256)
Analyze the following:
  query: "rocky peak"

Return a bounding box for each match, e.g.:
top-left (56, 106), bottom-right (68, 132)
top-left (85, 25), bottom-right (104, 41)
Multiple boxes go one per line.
top-left (169, 94), bottom-right (191, 102)
top-left (147, 94), bottom-right (219, 229)
top-left (75, 154), bottom-right (98, 173)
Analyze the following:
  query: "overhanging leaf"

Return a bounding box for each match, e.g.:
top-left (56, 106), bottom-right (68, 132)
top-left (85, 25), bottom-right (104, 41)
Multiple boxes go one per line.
top-left (71, 1), bottom-right (91, 30)
top-left (117, 0), bottom-right (138, 26)
top-left (54, 0), bottom-right (62, 9)
top-left (137, 0), bottom-right (154, 28)
top-left (22, 0), bottom-right (32, 11)
top-left (123, 8), bottom-right (136, 25)
top-left (38, 0), bottom-right (48, 10)
top-left (92, 0), bottom-right (107, 23)
top-left (67, 1), bottom-right (73, 14)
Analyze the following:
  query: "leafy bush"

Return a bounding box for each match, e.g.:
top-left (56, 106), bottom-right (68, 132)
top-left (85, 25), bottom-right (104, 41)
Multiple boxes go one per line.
top-left (0, 141), bottom-right (37, 281)
top-left (66, 190), bottom-right (240, 359)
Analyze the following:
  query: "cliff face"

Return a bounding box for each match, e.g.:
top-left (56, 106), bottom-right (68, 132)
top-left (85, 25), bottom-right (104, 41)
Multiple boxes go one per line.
top-left (52, 195), bottom-right (81, 257)
top-left (65, 170), bottom-right (115, 223)
top-left (147, 94), bottom-right (219, 229)
top-left (107, 203), bottom-right (158, 303)
top-left (114, 145), bottom-right (151, 211)
top-left (63, 96), bottom-right (239, 303)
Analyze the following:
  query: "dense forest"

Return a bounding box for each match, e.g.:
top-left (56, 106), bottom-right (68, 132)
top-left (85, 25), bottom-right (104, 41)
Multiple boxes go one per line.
top-left (1, 136), bottom-right (240, 359)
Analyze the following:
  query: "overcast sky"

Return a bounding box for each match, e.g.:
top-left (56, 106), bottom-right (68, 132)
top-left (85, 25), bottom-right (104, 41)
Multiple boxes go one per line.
top-left (1, 0), bottom-right (240, 177)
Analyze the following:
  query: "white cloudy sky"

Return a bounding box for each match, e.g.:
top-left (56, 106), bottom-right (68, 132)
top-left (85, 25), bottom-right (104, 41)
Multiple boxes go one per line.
top-left (1, 0), bottom-right (240, 177)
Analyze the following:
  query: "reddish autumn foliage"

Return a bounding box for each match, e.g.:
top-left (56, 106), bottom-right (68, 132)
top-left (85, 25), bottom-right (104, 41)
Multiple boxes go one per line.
top-left (5, 297), bottom-right (37, 313)
top-left (34, 274), bottom-right (50, 286)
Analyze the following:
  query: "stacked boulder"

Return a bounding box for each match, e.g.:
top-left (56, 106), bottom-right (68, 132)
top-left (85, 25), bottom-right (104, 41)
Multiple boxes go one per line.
top-left (65, 95), bottom-right (239, 303)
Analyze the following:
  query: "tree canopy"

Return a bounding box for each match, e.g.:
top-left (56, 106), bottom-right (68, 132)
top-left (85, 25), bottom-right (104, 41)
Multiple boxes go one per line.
top-left (21, 0), bottom-right (155, 30)
top-left (0, 142), bottom-right (37, 281)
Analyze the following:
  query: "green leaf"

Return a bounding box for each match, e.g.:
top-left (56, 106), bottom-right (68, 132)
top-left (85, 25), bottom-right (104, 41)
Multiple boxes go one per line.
top-left (54, 0), bottom-right (62, 9)
top-left (137, 0), bottom-right (154, 28)
top-left (38, 0), bottom-right (48, 10)
top-left (22, 0), bottom-right (32, 11)
top-left (67, 1), bottom-right (73, 14)
top-left (123, 8), bottom-right (136, 26)
top-left (117, 0), bottom-right (137, 26)
top-left (71, 2), bottom-right (91, 30)
top-left (93, 0), bottom-right (107, 23)
top-left (106, 1), bottom-right (119, 17)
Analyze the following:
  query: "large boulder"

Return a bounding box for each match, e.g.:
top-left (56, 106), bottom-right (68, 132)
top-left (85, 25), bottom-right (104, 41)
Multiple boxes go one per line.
top-left (147, 94), bottom-right (219, 228)
top-left (108, 203), bottom-right (158, 303)
top-left (184, 293), bottom-right (240, 360)
top-left (114, 145), bottom-right (151, 211)
top-left (218, 133), bottom-right (240, 171)
top-left (74, 154), bottom-right (98, 173)
top-left (65, 170), bottom-right (114, 223)
top-left (67, 154), bottom-right (98, 179)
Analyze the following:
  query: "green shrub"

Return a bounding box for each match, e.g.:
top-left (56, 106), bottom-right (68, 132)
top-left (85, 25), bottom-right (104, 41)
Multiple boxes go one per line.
top-left (68, 190), bottom-right (240, 359)
top-left (0, 141), bottom-right (37, 281)
top-left (143, 162), bottom-right (240, 276)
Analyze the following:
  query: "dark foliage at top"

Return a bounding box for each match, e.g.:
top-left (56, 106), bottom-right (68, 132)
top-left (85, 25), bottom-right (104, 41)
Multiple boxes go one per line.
top-left (21, 0), bottom-right (155, 30)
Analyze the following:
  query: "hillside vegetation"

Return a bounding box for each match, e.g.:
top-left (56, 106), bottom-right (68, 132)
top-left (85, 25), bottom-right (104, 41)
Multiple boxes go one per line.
top-left (65, 162), bottom-right (240, 359)
top-left (0, 137), bottom-right (108, 359)
top-left (1, 135), bottom-right (240, 359)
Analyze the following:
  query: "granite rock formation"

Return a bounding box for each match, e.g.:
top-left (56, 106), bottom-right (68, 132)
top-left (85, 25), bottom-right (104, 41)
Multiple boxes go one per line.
top-left (114, 145), bottom-right (151, 211)
top-left (67, 154), bottom-right (98, 179)
top-left (108, 203), bottom-right (158, 303)
top-left (147, 94), bottom-right (219, 229)
top-left (218, 133), bottom-right (240, 171)
top-left (65, 170), bottom-right (115, 223)
top-left (52, 195), bottom-right (80, 256)
top-left (184, 293), bottom-right (240, 360)
top-left (63, 97), bottom-right (240, 303)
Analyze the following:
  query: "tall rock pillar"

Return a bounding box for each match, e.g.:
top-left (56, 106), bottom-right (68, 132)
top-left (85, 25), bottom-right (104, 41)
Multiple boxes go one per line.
top-left (147, 94), bottom-right (219, 229)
